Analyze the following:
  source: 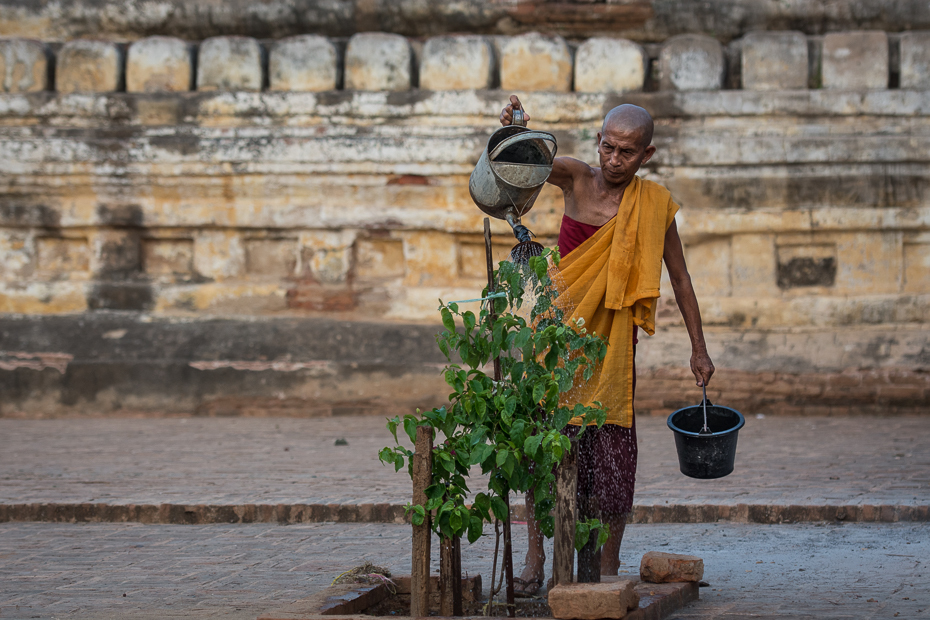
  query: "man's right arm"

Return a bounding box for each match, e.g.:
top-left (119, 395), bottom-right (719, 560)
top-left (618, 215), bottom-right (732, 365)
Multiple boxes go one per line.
top-left (500, 94), bottom-right (587, 191)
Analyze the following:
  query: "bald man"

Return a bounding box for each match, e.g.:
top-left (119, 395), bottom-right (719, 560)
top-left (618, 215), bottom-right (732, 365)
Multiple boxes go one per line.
top-left (500, 96), bottom-right (715, 593)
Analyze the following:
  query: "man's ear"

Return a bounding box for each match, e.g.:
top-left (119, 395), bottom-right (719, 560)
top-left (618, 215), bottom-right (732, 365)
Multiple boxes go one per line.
top-left (641, 144), bottom-right (657, 165)
top-left (595, 131), bottom-right (602, 148)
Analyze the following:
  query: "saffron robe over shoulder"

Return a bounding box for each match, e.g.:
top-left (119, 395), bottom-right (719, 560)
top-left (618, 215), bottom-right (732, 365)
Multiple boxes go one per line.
top-left (556, 176), bottom-right (679, 428)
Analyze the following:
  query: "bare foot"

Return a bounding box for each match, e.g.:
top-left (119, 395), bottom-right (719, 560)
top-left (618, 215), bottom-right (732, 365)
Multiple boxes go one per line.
top-left (516, 551), bottom-right (545, 596)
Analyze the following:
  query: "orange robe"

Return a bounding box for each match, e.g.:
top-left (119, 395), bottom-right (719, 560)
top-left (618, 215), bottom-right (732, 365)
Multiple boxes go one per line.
top-left (556, 176), bottom-right (680, 428)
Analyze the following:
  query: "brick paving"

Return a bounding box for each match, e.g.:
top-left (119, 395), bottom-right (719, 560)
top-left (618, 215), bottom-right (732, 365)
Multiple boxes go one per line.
top-left (0, 521), bottom-right (926, 619)
top-left (1, 415), bottom-right (927, 515)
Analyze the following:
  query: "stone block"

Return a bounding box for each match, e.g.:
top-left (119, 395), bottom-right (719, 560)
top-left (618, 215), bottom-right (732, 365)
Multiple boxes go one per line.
top-left (899, 31), bottom-right (930, 89)
top-left (832, 231), bottom-right (901, 295)
top-left (126, 36), bottom-right (192, 93)
top-left (904, 242), bottom-right (930, 293)
top-left (741, 31), bottom-right (808, 91)
top-left (197, 36), bottom-right (263, 91)
top-left (36, 237), bottom-right (90, 274)
top-left (355, 238), bottom-right (405, 280)
top-left (143, 239), bottom-right (193, 275)
top-left (402, 231), bottom-right (456, 286)
top-left (344, 33), bottom-right (411, 91)
top-left (56, 40), bottom-right (122, 94)
top-left (0, 38), bottom-right (48, 92)
top-left (245, 238), bottom-right (297, 277)
top-left (500, 32), bottom-right (572, 92)
top-left (659, 34), bottom-right (725, 91)
top-left (0, 231), bottom-right (33, 280)
top-left (269, 35), bottom-right (337, 92)
top-left (574, 37), bottom-right (646, 93)
top-left (548, 580), bottom-right (639, 619)
top-left (822, 31), bottom-right (888, 90)
top-left (731, 234), bottom-right (776, 297)
top-left (685, 237), bottom-right (731, 297)
top-left (420, 36), bottom-right (493, 90)
top-left (640, 551), bottom-right (704, 583)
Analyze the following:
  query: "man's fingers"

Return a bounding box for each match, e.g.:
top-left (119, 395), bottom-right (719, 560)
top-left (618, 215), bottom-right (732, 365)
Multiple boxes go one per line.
top-left (510, 94), bottom-right (521, 109)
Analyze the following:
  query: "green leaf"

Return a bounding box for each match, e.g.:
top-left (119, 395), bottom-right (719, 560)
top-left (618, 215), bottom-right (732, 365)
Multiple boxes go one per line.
top-left (490, 496), bottom-right (508, 522)
top-left (409, 504), bottom-right (426, 526)
top-left (425, 483), bottom-right (445, 500)
top-left (403, 416), bottom-right (418, 444)
top-left (469, 443), bottom-right (494, 466)
top-left (574, 522), bottom-right (591, 551)
top-left (523, 434), bottom-right (543, 459)
top-left (496, 448), bottom-right (508, 468)
top-left (532, 382), bottom-right (545, 404)
top-left (386, 417), bottom-right (400, 444)
top-left (450, 509), bottom-right (463, 533)
top-left (467, 515), bottom-right (483, 544)
top-left (463, 311), bottom-right (476, 333)
top-left (510, 419), bottom-right (526, 445)
top-left (533, 257), bottom-right (548, 281)
top-left (514, 327), bottom-right (532, 349)
top-left (502, 452), bottom-right (515, 478)
top-left (441, 306), bottom-right (456, 333)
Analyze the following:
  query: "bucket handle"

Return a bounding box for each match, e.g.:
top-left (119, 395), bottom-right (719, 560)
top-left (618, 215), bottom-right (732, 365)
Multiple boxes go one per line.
top-left (488, 131), bottom-right (559, 162)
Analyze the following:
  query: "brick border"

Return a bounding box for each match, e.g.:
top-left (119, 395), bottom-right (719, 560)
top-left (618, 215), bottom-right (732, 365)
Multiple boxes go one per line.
top-left (1, 502), bottom-right (926, 525)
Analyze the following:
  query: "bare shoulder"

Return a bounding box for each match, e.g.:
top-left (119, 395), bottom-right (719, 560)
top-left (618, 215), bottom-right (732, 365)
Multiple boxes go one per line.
top-left (548, 156), bottom-right (595, 191)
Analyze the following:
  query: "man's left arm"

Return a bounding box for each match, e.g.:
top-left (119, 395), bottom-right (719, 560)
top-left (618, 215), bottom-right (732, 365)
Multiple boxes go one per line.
top-left (663, 220), bottom-right (715, 386)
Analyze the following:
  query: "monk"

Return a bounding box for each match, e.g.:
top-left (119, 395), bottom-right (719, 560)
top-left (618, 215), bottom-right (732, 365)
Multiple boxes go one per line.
top-left (499, 95), bottom-right (716, 594)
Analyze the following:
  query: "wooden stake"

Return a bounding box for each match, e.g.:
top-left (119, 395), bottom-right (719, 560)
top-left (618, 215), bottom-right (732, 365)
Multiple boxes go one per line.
top-left (439, 536), bottom-right (463, 616)
top-left (411, 426), bottom-right (433, 617)
top-left (552, 444), bottom-right (577, 586)
top-left (485, 217), bottom-right (514, 616)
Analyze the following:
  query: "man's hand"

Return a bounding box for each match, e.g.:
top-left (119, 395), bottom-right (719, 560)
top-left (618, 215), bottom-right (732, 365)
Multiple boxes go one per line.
top-left (691, 350), bottom-right (715, 387)
top-left (500, 95), bottom-right (531, 126)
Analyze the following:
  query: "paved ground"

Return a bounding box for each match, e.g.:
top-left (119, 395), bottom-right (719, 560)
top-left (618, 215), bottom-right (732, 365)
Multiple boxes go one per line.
top-left (1, 415), bottom-right (927, 510)
top-left (0, 521), bottom-right (926, 620)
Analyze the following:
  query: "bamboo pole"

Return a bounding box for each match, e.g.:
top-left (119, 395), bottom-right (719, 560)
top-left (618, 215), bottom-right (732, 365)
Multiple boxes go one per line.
top-left (411, 426), bottom-right (433, 617)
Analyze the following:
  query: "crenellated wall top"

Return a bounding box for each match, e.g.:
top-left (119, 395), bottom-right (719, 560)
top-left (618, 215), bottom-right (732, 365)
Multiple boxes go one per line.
top-left (1, 30), bottom-right (929, 96)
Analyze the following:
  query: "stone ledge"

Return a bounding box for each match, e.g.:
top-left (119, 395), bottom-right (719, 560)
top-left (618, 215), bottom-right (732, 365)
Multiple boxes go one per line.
top-left (1, 90), bottom-right (930, 124)
top-left (1, 502), bottom-right (926, 525)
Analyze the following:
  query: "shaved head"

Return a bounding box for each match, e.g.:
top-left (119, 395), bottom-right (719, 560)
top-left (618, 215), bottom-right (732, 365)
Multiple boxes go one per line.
top-left (602, 104), bottom-right (654, 149)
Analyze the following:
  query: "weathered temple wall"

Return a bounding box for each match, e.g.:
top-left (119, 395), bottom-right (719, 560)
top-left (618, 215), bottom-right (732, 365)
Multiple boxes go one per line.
top-left (1, 0), bottom-right (929, 42)
top-left (0, 21), bottom-right (928, 417)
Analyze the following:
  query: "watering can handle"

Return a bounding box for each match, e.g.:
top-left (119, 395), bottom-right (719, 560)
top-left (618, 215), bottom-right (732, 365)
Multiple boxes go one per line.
top-left (488, 131), bottom-right (559, 161)
top-left (512, 108), bottom-right (527, 127)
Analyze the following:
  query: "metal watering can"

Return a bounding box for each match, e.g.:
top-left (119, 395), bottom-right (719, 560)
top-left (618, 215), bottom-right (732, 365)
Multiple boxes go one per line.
top-left (469, 109), bottom-right (558, 239)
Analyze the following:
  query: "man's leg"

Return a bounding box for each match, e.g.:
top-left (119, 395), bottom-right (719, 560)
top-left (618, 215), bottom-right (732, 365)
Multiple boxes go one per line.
top-left (600, 517), bottom-right (627, 576)
top-left (519, 489), bottom-right (546, 593)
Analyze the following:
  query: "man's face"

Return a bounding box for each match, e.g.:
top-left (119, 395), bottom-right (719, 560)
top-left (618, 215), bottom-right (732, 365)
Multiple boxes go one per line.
top-left (596, 126), bottom-right (656, 186)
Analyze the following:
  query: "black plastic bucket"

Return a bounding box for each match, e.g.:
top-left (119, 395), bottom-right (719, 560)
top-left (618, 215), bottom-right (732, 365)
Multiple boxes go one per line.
top-left (667, 398), bottom-right (745, 479)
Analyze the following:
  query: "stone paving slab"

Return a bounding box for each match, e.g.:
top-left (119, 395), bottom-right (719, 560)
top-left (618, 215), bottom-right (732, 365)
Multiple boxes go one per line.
top-left (0, 522), bottom-right (926, 619)
top-left (1, 416), bottom-right (927, 522)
